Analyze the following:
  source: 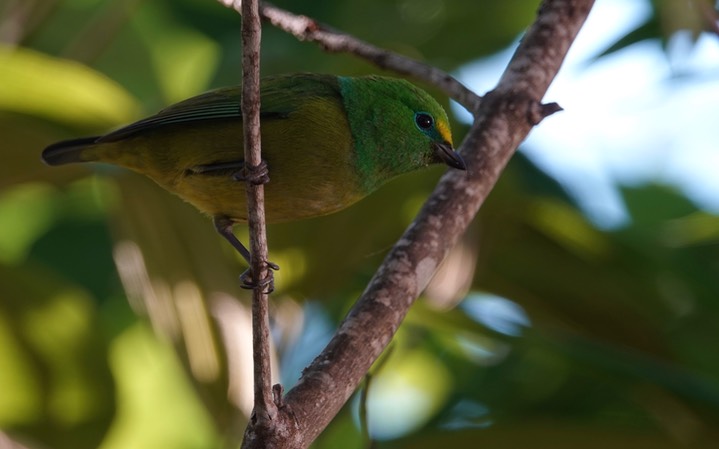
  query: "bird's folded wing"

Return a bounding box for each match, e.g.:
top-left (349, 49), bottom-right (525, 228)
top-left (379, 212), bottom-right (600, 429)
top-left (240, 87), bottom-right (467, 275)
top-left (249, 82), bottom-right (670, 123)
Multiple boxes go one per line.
top-left (98, 75), bottom-right (342, 144)
top-left (98, 87), bottom-right (243, 142)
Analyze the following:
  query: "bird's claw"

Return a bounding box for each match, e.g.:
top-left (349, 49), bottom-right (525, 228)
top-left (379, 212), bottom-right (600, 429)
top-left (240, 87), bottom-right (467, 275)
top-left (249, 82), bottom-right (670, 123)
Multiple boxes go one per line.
top-left (233, 160), bottom-right (270, 185)
top-left (239, 261), bottom-right (278, 293)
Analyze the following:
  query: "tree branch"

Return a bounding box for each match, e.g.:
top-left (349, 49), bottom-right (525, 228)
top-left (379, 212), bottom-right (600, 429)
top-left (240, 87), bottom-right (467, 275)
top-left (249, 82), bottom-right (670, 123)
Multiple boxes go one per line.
top-left (221, 0), bottom-right (481, 115)
top-left (221, 0), bottom-right (595, 447)
top-left (239, 0), bottom-right (277, 441)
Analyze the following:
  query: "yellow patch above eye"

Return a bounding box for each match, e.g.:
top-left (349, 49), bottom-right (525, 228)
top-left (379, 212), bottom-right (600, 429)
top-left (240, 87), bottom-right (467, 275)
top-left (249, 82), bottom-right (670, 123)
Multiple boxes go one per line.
top-left (436, 120), bottom-right (453, 146)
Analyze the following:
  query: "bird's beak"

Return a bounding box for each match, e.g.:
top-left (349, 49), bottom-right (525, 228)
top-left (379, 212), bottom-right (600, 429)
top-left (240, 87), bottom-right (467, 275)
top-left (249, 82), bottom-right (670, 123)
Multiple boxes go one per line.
top-left (433, 141), bottom-right (466, 170)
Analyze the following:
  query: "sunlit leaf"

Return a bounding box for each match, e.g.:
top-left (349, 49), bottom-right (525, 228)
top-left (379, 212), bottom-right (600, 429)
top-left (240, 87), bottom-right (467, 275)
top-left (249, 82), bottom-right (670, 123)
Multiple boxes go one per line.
top-left (0, 45), bottom-right (139, 127)
top-left (367, 348), bottom-right (452, 440)
top-left (0, 183), bottom-right (57, 264)
top-left (98, 323), bottom-right (219, 449)
top-left (0, 311), bottom-right (40, 425)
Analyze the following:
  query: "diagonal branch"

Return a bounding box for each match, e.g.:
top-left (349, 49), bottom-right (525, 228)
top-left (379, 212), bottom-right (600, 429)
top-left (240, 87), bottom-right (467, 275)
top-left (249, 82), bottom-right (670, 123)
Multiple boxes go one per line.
top-left (222, 0), bottom-right (482, 115)
top-left (221, 0), bottom-right (596, 447)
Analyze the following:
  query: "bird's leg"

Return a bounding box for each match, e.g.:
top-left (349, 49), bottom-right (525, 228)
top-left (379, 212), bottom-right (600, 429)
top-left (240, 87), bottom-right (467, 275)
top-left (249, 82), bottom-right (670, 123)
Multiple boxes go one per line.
top-left (214, 216), bottom-right (252, 263)
top-left (229, 160), bottom-right (275, 290)
top-left (213, 216), bottom-right (279, 292)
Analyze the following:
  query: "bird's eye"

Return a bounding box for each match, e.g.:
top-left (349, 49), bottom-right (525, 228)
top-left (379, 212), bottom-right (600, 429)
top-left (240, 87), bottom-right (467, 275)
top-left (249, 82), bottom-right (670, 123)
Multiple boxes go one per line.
top-left (415, 112), bottom-right (434, 130)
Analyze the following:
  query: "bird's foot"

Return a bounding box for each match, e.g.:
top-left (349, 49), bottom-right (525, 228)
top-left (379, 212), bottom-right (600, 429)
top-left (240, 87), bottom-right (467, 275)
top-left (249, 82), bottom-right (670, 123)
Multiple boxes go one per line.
top-left (233, 159), bottom-right (270, 185)
top-left (240, 260), bottom-right (279, 293)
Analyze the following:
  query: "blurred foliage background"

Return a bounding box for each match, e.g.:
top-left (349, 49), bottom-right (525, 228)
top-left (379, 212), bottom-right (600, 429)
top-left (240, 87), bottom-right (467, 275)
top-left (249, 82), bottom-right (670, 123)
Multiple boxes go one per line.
top-left (1, 0), bottom-right (718, 448)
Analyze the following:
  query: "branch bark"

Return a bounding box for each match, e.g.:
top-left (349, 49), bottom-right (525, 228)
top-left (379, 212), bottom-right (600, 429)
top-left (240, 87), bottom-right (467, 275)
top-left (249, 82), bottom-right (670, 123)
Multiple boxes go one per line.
top-left (239, 0), bottom-right (277, 443)
top-left (222, 0), bottom-right (481, 115)
top-left (221, 0), bottom-right (596, 447)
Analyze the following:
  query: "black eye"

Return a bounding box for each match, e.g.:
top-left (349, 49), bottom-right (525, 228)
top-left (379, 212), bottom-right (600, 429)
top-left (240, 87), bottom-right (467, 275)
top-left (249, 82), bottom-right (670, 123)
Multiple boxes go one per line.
top-left (415, 112), bottom-right (433, 130)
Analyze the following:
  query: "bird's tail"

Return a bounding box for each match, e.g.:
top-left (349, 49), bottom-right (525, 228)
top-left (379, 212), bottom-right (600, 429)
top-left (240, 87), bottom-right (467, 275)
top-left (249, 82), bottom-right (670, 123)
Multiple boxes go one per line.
top-left (41, 136), bottom-right (101, 166)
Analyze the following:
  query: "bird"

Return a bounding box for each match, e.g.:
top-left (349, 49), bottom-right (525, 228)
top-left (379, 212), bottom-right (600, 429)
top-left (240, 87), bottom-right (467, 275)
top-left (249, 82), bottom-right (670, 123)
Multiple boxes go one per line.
top-left (42, 73), bottom-right (466, 285)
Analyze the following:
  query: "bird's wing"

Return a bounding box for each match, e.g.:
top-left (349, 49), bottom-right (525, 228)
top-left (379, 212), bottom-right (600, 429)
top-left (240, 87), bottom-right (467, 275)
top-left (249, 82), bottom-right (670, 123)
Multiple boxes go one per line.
top-left (99, 75), bottom-right (342, 143)
top-left (99, 87), bottom-right (243, 142)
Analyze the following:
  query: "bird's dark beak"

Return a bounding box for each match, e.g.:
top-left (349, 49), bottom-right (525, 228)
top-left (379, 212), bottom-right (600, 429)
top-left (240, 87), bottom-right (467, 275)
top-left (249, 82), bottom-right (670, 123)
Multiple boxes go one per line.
top-left (433, 141), bottom-right (466, 170)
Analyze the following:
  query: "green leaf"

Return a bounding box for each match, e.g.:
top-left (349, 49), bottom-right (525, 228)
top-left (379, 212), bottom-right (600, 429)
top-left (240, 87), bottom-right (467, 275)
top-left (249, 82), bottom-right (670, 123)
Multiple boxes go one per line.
top-left (593, 18), bottom-right (662, 60)
top-left (0, 183), bottom-right (57, 264)
top-left (132, 3), bottom-right (220, 104)
top-left (0, 45), bottom-right (140, 127)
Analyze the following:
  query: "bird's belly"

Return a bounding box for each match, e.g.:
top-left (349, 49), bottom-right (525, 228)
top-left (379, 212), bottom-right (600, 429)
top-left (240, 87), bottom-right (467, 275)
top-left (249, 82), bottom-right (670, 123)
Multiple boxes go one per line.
top-left (124, 96), bottom-right (364, 224)
top-left (170, 170), bottom-right (364, 224)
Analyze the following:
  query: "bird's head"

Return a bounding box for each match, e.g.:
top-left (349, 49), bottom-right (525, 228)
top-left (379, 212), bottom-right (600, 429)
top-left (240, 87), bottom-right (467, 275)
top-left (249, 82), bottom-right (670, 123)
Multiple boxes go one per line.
top-left (340, 76), bottom-right (466, 192)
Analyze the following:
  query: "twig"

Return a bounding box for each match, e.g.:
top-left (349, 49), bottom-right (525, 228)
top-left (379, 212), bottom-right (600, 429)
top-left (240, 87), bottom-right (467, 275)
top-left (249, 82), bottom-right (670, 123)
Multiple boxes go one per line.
top-left (221, 0), bottom-right (481, 116)
top-left (239, 0), bottom-right (277, 437)
top-left (220, 0), bottom-right (595, 447)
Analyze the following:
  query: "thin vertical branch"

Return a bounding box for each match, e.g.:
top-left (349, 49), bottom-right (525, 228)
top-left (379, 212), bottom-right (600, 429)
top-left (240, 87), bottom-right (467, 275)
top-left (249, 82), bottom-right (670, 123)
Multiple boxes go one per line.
top-left (240, 0), bottom-right (276, 429)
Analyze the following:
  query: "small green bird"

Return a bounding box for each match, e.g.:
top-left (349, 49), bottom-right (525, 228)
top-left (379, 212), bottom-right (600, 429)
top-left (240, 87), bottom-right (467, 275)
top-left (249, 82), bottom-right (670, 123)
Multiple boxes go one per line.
top-left (42, 73), bottom-right (465, 271)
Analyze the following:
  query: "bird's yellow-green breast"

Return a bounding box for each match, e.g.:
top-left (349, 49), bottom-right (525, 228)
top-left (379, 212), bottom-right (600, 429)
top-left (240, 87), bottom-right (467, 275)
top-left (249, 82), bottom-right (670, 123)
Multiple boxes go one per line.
top-left (41, 73), bottom-right (464, 224)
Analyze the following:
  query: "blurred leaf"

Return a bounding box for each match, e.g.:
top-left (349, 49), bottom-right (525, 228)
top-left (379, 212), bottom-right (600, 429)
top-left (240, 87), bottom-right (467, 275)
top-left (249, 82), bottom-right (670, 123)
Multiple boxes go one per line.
top-left (132, 3), bottom-right (221, 103)
top-left (595, 17), bottom-right (661, 60)
top-left (0, 44), bottom-right (140, 127)
top-left (312, 405), bottom-right (364, 449)
top-left (0, 183), bottom-right (57, 264)
top-left (527, 199), bottom-right (612, 260)
top-left (98, 323), bottom-right (219, 449)
top-left (661, 212), bottom-right (719, 246)
top-left (0, 310), bottom-right (40, 425)
top-left (554, 332), bottom-right (719, 409)
top-left (366, 347), bottom-right (452, 440)
top-left (0, 262), bottom-right (115, 449)
top-left (595, 0), bottom-right (713, 60)
top-left (395, 420), bottom-right (719, 449)
top-left (29, 177), bottom-right (120, 302)
top-left (622, 184), bottom-right (698, 226)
